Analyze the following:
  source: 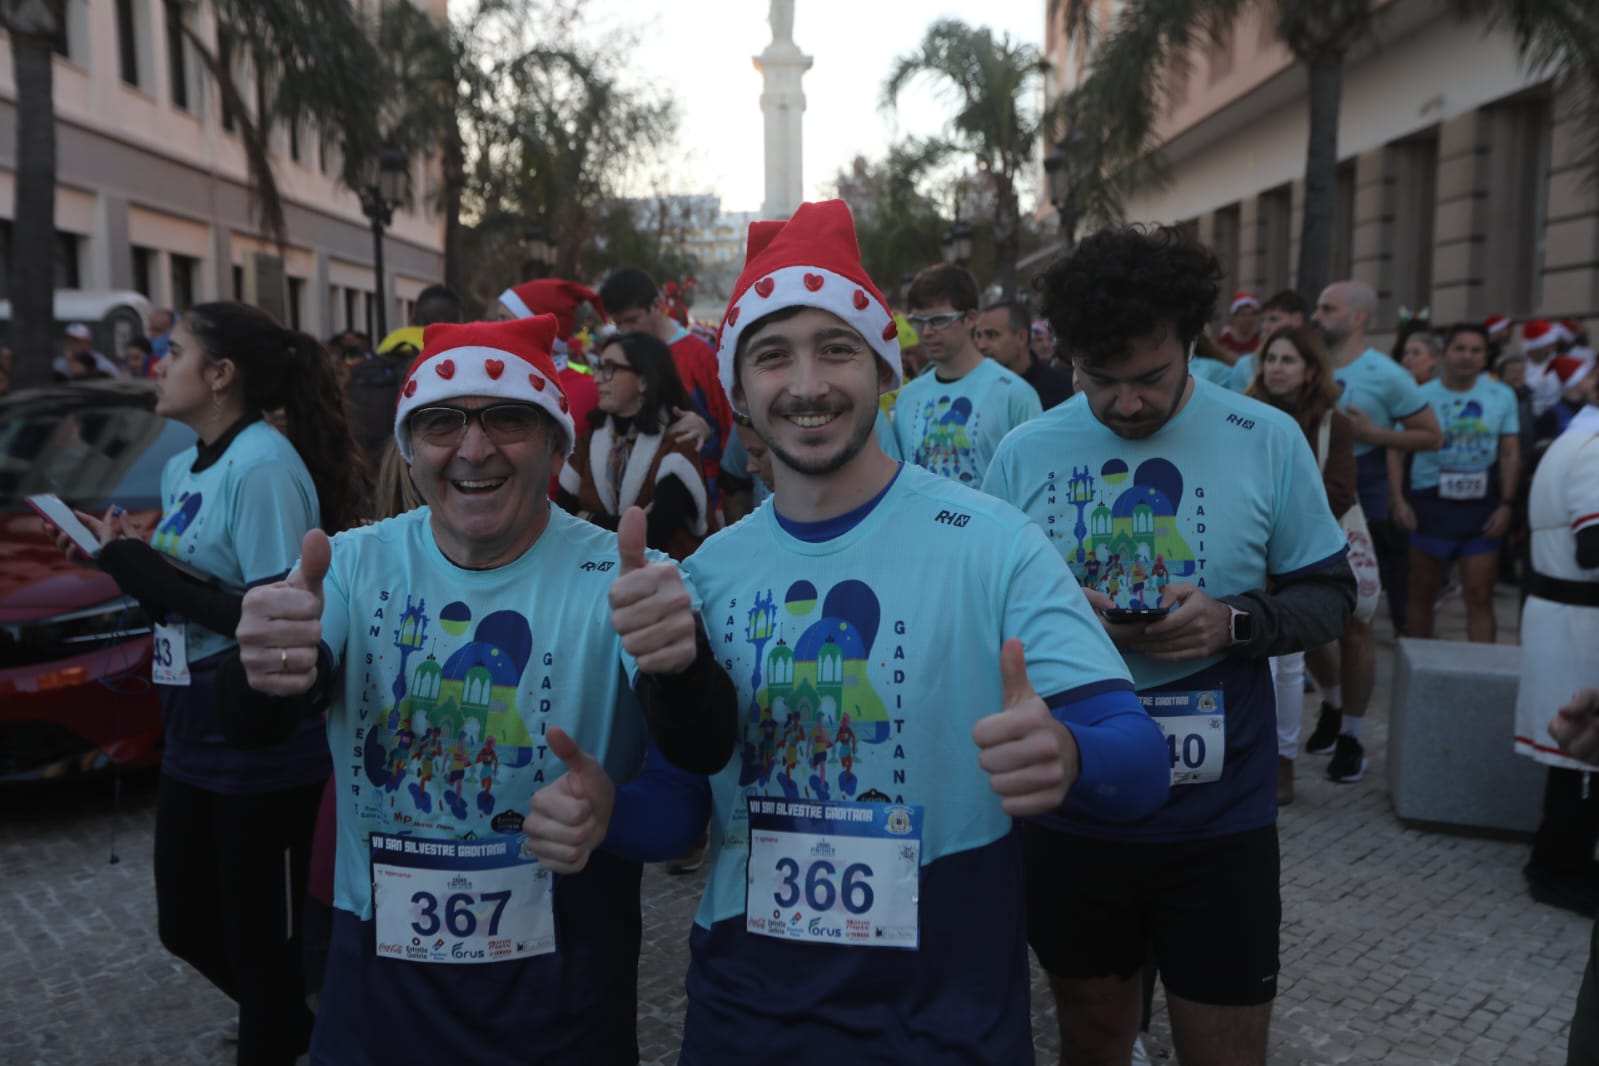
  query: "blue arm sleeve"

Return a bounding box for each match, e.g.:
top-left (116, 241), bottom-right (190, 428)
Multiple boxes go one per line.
top-left (601, 744), bottom-right (713, 864)
top-left (1048, 685), bottom-right (1170, 822)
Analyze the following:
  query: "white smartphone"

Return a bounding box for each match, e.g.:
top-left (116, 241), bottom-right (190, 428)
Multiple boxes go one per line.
top-left (25, 493), bottom-right (104, 558)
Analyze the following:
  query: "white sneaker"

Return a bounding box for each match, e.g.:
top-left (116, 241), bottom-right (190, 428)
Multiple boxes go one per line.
top-left (1130, 1034), bottom-right (1150, 1066)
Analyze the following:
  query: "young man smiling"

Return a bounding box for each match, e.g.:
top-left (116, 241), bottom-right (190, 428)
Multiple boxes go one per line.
top-left (522, 200), bottom-right (1171, 1063)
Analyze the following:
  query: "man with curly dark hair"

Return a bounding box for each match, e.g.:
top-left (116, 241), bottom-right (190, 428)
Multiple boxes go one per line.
top-left (985, 224), bottom-right (1358, 1066)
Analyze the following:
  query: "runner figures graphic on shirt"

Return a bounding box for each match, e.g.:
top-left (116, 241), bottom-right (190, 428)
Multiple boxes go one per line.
top-left (153, 490), bottom-right (204, 553)
top-left (910, 395), bottom-right (978, 483)
top-left (1436, 399), bottom-right (1495, 470)
top-left (738, 579), bottom-right (889, 800)
top-left (362, 597), bottom-right (541, 828)
top-left (1061, 458), bottom-right (1197, 608)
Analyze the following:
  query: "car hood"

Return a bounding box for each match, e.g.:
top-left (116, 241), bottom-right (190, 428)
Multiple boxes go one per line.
top-left (0, 510), bottom-right (159, 622)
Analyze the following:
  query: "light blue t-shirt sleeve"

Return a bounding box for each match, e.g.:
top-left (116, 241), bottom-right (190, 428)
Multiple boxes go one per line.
top-left (1228, 356), bottom-right (1254, 393)
top-left (1494, 383), bottom-right (1520, 436)
top-left (230, 461), bottom-right (317, 584)
top-left (875, 409), bottom-right (902, 460)
top-left (1387, 364), bottom-right (1428, 423)
top-left (999, 522), bottom-right (1133, 698)
top-left (320, 550), bottom-right (353, 675)
top-left (1267, 426), bottom-right (1350, 578)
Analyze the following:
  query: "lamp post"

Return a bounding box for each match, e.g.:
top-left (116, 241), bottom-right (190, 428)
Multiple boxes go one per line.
top-left (520, 223), bottom-right (553, 281)
top-left (1043, 132), bottom-right (1080, 251)
top-left (941, 220), bottom-right (975, 266)
top-left (359, 146), bottom-right (409, 339)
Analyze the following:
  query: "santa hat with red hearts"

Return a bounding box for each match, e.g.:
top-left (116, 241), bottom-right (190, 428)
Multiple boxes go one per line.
top-left (1484, 314), bottom-right (1511, 338)
top-left (498, 280), bottom-right (605, 340)
top-left (1230, 290), bottom-right (1259, 314)
top-left (393, 314), bottom-right (575, 460)
top-left (715, 199), bottom-right (901, 410)
top-left (1522, 318), bottom-right (1562, 352)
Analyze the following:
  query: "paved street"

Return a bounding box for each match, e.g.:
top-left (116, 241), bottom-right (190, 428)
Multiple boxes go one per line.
top-left (2, 586), bottom-right (1587, 1065)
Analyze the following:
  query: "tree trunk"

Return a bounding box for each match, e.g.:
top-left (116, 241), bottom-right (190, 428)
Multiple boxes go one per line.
top-left (8, 0), bottom-right (59, 390)
top-left (1296, 55), bottom-right (1343, 305)
top-left (441, 117), bottom-right (466, 297)
top-left (995, 174), bottom-right (1020, 301)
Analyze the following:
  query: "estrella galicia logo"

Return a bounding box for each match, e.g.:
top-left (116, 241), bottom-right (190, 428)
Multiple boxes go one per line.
top-left (885, 806), bottom-right (914, 836)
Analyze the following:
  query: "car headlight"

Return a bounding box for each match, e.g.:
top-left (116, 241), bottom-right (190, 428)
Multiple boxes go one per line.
top-left (0, 596), bottom-right (152, 670)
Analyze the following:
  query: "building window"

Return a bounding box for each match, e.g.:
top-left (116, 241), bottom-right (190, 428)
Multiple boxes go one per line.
top-left (1330, 159), bottom-right (1357, 284)
top-left (363, 291), bottom-right (375, 339)
top-left (1482, 94), bottom-right (1552, 316)
top-left (286, 276), bottom-right (304, 330)
top-left (344, 288), bottom-right (358, 334)
top-left (1259, 184), bottom-right (1292, 294)
top-left (232, 264), bottom-right (244, 301)
top-left (170, 254), bottom-right (198, 312)
top-left (165, 1), bottom-right (190, 111)
top-left (1211, 203), bottom-right (1241, 321)
top-left (116, 0), bottom-right (140, 86)
top-left (54, 233), bottom-right (81, 289)
top-left (131, 245), bottom-right (156, 298)
top-left (1389, 132), bottom-right (1439, 319)
top-left (219, 29), bottom-right (236, 133)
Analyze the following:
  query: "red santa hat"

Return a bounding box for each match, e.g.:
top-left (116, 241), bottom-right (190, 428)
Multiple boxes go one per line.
top-left (1522, 318), bottom-right (1562, 352)
top-left (498, 279), bottom-right (605, 340)
top-left (1230, 290), bottom-right (1259, 314)
top-left (1560, 318), bottom-right (1584, 343)
top-left (1483, 313), bottom-right (1510, 338)
top-left (715, 199), bottom-right (901, 410)
top-left (393, 315), bottom-right (575, 460)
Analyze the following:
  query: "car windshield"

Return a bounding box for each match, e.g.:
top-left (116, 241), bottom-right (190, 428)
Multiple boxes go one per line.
top-left (0, 391), bottom-right (191, 511)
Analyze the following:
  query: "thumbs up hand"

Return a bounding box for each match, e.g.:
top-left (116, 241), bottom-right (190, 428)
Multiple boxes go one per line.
top-left (971, 639), bottom-right (1081, 817)
top-left (236, 529), bottom-right (331, 696)
top-left (608, 507), bottom-right (697, 674)
top-left (522, 727), bottom-right (616, 874)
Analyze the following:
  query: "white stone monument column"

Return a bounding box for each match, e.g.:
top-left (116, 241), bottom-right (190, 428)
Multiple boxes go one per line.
top-left (753, 0), bottom-right (812, 220)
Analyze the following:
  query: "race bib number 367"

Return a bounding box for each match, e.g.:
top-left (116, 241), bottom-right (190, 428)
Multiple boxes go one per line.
top-left (746, 798), bottom-right (922, 950)
top-left (371, 832), bottom-right (554, 965)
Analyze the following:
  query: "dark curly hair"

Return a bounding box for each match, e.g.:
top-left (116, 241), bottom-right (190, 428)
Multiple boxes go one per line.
top-left (1035, 225), bottom-right (1222, 367)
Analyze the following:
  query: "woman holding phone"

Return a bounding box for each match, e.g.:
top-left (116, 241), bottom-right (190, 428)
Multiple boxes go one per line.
top-left (45, 302), bottom-right (364, 1065)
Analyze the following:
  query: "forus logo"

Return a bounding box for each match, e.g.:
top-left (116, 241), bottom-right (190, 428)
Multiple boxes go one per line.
top-left (451, 942), bottom-right (487, 960)
top-left (807, 918), bottom-right (842, 939)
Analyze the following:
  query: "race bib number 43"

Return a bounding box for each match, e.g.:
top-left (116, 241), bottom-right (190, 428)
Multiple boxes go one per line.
top-left (371, 833), bottom-right (554, 965)
top-left (746, 798), bottom-right (922, 950)
top-left (151, 621), bottom-right (190, 687)
top-left (1142, 690), bottom-right (1226, 785)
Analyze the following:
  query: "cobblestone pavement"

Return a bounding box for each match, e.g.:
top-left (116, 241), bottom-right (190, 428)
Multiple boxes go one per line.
top-left (2, 586), bottom-right (1587, 1065)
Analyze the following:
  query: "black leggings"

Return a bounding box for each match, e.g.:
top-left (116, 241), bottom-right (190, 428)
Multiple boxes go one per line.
top-left (155, 775), bottom-right (322, 1065)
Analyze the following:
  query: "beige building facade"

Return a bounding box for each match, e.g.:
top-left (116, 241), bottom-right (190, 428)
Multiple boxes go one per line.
top-left (0, 0), bottom-right (446, 338)
top-left (1045, 0), bottom-right (1598, 338)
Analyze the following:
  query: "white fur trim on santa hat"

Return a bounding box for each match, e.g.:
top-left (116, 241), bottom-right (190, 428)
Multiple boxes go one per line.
top-left (1230, 292), bottom-right (1259, 313)
top-left (498, 288), bottom-right (533, 320)
top-left (394, 343), bottom-right (576, 460)
top-left (1524, 321), bottom-right (1561, 352)
top-left (716, 265), bottom-right (902, 410)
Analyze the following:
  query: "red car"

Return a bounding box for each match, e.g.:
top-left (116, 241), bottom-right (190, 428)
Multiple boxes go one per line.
top-left (0, 380), bottom-right (192, 780)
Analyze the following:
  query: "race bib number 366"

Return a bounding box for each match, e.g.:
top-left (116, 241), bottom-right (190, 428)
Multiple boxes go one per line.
top-left (746, 798), bottom-right (922, 950)
top-left (371, 833), bottom-right (554, 965)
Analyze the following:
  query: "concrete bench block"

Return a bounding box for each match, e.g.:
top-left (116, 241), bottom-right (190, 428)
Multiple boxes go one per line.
top-left (1388, 638), bottom-right (1543, 834)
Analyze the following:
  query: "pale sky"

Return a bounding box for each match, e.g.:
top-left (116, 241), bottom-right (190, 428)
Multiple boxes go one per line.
top-left (457, 1), bottom-right (1048, 214)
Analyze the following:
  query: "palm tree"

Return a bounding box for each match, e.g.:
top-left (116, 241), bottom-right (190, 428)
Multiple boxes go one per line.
top-left (882, 20), bottom-right (1053, 300)
top-left (3, 0), bottom-right (61, 389)
top-left (1058, 0), bottom-right (1599, 303)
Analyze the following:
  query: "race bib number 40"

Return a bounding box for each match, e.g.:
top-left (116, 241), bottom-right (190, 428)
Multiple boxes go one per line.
top-left (1142, 690), bottom-right (1226, 785)
top-left (371, 833), bottom-right (554, 965)
top-left (746, 798), bottom-right (922, 950)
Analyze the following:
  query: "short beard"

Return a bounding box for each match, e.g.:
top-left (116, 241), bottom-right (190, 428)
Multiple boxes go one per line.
top-left (761, 401), bottom-right (878, 478)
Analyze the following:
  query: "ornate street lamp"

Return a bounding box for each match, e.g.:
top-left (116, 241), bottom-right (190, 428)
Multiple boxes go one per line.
top-left (359, 146), bottom-right (410, 339)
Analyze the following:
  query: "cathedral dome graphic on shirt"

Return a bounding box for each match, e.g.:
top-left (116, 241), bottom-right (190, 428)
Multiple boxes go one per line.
top-left (1058, 457), bottom-right (1196, 607)
top-left (739, 579), bottom-right (888, 800)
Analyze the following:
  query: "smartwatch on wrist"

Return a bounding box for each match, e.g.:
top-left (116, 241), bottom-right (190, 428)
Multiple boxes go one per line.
top-left (1227, 605), bottom-right (1253, 646)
